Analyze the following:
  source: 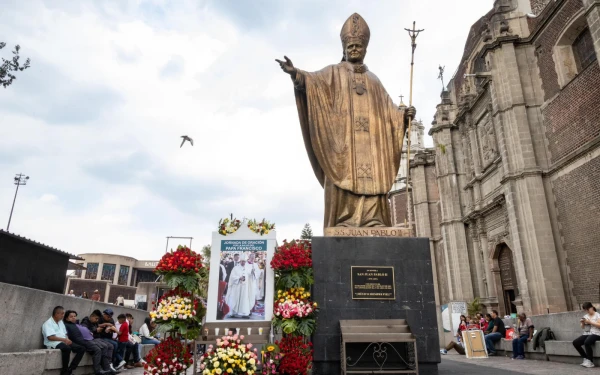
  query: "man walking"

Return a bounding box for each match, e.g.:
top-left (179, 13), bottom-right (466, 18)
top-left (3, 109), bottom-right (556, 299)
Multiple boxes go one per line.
top-left (42, 306), bottom-right (85, 375)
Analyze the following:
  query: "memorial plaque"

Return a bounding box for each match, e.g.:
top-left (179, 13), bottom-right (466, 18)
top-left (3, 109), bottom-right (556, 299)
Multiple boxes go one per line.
top-left (325, 227), bottom-right (410, 237)
top-left (351, 266), bottom-right (395, 300)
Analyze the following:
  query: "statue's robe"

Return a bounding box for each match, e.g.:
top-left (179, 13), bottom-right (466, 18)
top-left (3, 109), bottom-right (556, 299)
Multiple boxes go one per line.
top-left (293, 61), bottom-right (406, 227)
top-left (226, 265), bottom-right (251, 317)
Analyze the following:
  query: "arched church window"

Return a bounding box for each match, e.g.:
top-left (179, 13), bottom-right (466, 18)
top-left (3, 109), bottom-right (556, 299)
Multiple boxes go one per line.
top-left (573, 28), bottom-right (597, 72)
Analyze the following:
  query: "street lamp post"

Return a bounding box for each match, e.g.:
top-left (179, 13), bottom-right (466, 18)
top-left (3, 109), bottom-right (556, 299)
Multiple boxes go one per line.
top-left (6, 173), bottom-right (29, 232)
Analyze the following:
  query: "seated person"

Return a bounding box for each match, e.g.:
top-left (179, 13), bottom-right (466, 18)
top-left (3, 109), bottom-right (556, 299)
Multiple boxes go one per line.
top-left (512, 313), bottom-right (534, 360)
top-left (484, 310), bottom-right (505, 356)
top-left (440, 315), bottom-right (467, 355)
top-left (483, 313), bottom-right (494, 335)
top-left (139, 317), bottom-right (161, 345)
top-left (99, 309), bottom-right (125, 370)
top-left (573, 302), bottom-right (600, 368)
top-left (42, 306), bottom-right (85, 375)
top-left (116, 314), bottom-right (143, 369)
top-left (80, 310), bottom-right (122, 374)
top-left (63, 310), bottom-right (116, 375)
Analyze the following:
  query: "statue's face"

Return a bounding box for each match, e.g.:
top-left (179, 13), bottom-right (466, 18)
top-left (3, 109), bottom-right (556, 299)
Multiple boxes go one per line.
top-left (345, 41), bottom-right (366, 63)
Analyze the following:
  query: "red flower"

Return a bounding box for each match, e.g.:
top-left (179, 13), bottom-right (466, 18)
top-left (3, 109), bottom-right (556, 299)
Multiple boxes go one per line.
top-left (154, 245), bottom-right (204, 275)
top-left (270, 240), bottom-right (312, 271)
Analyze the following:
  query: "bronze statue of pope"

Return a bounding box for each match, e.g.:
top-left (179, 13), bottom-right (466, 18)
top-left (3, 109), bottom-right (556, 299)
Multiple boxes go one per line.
top-left (276, 13), bottom-right (415, 228)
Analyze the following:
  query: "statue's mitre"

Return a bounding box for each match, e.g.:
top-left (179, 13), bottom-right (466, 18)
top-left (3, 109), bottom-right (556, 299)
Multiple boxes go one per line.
top-left (340, 13), bottom-right (370, 46)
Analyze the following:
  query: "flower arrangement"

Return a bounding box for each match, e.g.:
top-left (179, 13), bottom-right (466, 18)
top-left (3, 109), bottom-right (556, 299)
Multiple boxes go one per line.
top-left (151, 289), bottom-right (198, 322)
top-left (276, 336), bottom-right (313, 375)
top-left (270, 240), bottom-right (313, 290)
top-left (200, 333), bottom-right (259, 375)
top-left (150, 288), bottom-right (202, 339)
top-left (260, 344), bottom-right (281, 375)
top-left (155, 245), bottom-right (203, 275)
top-left (144, 337), bottom-right (193, 375)
top-left (218, 217), bottom-right (275, 236)
top-left (248, 219), bottom-right (275, 235)
top-left (218, 218), bottom-right (242, 236)
top-left (270, 240), bottom-right (312, 271)
top-left (268, 237), bottom-right (316, 374)
top-left (273, 288), bottom-right (317, 336)
top-left (155, 245), bottom-right (207, 291)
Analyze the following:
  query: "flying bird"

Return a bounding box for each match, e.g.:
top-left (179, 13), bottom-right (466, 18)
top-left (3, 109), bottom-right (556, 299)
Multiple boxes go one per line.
top-left (180, 135), bottom-right (193, 148)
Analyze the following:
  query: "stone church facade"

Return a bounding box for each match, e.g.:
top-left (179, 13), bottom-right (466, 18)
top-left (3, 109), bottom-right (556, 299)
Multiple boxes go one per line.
top-left (402, 0), bottom-right (600, 317)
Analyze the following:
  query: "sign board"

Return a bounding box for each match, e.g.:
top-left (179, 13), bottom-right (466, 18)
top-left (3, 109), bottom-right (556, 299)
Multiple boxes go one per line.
top-left (206, 223), bottom-right (276, 323)
top-left (220, 240), bottom-right (267, 252)
top-left (351, 266), bottom-right (395, 300)
top-left (462, 330), bottom-right (488, 359)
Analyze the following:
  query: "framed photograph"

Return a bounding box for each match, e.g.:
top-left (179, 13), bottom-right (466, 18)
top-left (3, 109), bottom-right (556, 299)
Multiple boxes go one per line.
top-left (206, 223), bottom-right (276, 323)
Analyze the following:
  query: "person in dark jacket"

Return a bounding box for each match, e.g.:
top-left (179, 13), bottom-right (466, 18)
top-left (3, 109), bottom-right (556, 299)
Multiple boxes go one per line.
top-left (80, 310), bottom-right (120, 373)
top-left (99, 309), bottom-right (125, 369)
top-left (63, 310), bottom-right (116, 375)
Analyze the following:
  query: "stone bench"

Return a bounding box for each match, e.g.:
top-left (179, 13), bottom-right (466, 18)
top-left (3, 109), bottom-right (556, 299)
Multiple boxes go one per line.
top-left (0, 344), bottom-right (155, 375)
top-left (493, 338), bottom-right (600, 365)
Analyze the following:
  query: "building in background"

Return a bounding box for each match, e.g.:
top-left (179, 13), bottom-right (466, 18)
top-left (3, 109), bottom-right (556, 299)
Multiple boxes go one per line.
top-left (65, 253), bottom-right (159, 304)
top-left (0, 229), bottom-right (82, 294)
top-left (418, 0), bottom-right (600, 317)
top-left (389, 115), bottom-right (427, 229)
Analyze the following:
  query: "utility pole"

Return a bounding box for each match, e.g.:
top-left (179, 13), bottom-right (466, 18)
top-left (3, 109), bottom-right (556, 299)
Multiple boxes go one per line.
top-left (7, 173), bottom-right (29, 232)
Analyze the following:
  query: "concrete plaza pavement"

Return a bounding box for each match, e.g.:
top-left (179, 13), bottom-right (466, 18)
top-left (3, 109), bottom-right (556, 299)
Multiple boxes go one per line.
top-left (125, 353), bottom-right (594, 374)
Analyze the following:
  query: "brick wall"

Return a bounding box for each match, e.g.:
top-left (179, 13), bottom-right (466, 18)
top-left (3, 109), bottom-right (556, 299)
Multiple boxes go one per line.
top-left (535, 0), bottom-right (584, 100)
top-left (553, 155), bottom-right (600, 304)
top-left (390, 191), bottom-right (409, 226)
top-left (542, 63), bottom-right (600, 163)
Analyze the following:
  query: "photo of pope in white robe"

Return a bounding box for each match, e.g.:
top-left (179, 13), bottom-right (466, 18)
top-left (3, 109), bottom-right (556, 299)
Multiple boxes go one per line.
top-left (219, 252), bottom-right (266, 320)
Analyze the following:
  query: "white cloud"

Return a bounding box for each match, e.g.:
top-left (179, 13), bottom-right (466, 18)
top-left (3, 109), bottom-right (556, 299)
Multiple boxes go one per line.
top-left (40, 194), bottom-right (58, 203)
top-left (0, 0), bottom-right (493, 259)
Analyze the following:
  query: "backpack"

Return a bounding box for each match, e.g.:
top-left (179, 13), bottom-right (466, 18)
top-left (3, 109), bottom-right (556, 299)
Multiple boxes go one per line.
top-left (532, 327), bottom-right (556, 351)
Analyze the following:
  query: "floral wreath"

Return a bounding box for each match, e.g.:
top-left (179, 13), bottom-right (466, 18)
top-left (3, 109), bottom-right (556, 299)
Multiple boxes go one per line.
top-left (218, 217), bottom-right (275, 236)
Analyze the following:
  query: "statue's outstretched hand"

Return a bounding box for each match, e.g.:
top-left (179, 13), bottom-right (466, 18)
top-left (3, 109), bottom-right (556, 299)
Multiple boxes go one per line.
top-left (275, 56), bottom-right (296, 76)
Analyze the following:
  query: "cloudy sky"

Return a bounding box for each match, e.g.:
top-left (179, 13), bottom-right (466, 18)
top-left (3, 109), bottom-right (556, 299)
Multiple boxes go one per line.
top-left (0, 0), bottom-right (492, 260)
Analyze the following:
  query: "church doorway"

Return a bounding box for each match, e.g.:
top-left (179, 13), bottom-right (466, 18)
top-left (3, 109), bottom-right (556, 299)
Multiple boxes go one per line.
top-left (498, 245), bottom-right (518, 315)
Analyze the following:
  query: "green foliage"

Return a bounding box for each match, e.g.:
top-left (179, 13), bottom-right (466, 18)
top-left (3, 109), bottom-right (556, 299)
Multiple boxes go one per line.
top-left (296, 318), bottom-right (316, 336)
top-left (201, 244), bottom-right (211, 265)
top-left (437, 144), bottom-right (446, 154)
top-left (280, 318), bottom-right (298, 334)
top-left (275, 268), bottom-right (314, 290)
top-left (164, 273), bottom-right (201, 292)
top-left (0, 43), bottom-right (30, 88)
top-left (300, 223), bottom-right (313, 240)
top-left (467, 297), bottom-right (482, 317)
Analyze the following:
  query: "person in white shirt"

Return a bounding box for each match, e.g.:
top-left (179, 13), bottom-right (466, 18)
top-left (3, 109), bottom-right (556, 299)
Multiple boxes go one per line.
top-left (139, 318), bottom-right (160, 345)
top-left (41, 306), bottom-right (85, 375)
top-left (572, 302), bottom-right (600, 368)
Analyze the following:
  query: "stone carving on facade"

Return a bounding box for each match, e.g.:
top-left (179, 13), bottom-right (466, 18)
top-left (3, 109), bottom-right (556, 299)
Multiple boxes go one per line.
top-left (530, 0), bottom-right (551, 16)
top-left (499, 20), bottom-right (511, 35)
top-left (478, 113), bottom-right (498, 168)
top-left (482, 22), bottom-right (493, 42)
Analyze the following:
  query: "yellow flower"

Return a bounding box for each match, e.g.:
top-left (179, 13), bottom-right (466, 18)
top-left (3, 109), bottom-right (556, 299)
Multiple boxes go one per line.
top-left (215, 369), bottom-right (222, 375)
top-left (266, 345), bottom-right (275, 352)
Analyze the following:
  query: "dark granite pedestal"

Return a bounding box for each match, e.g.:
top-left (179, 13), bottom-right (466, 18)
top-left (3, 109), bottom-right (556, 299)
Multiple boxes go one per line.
top-left (312, 236), bottom-right (440, 375)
